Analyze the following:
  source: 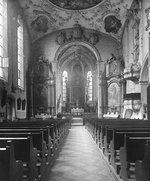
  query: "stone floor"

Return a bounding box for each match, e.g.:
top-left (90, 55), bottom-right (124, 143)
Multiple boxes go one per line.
top-left (44, 124), bottom-right (116, 181)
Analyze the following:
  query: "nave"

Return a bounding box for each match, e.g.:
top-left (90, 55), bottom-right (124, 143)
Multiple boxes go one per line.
top-left (44, 123), bottom-right (115, 181)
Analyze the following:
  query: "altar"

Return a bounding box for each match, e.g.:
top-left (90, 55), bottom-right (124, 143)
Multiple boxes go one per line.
top-left (71, 108), bottom-right (84, 117)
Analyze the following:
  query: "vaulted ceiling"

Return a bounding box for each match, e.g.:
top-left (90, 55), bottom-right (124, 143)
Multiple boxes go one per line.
top-left (58, 45), bottom-right (97, 71)
top-left (18, 0), bottom-right (134, 42)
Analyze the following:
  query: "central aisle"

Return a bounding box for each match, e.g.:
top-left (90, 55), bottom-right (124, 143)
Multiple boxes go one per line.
top-left (44, 125), bottom-right (116, 181)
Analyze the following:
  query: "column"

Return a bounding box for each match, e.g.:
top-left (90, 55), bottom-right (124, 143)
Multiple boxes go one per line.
top-left (97, 62), bottom-right (102, 118)
top-left (149, 32), bottom-right (150, 82)
top-left (47, 76), bottom-right (55, 115)
top-left (30, 73), bottom-right (34, 117)
top-left (70, 87), bottom-right (72, 104)
top-left (51, 79), bottom-right (55, 115)
top-left (47, 78), bottom-right (51, 114)
top-left (97, 62), bottom-right (106, 118)
top-left (147, 32), bottom-right (150, 119)
top-left (98, 72), bottom-right (103, 118)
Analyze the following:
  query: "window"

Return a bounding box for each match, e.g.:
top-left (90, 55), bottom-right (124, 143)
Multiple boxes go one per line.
top-left (17, 16), bottom-right (24, 89)
top-left (87, 71), bottom-right (92, 101)
top-left (0, 0), bottom-right (8, 81)
top-left (62, 71), bottom-right (68, 102)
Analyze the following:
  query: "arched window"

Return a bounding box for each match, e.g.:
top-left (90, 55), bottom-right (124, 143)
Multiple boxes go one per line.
top-left (62, 71), bottom-right (68, 102)
top-left (17, 15), bottom-right (24, 89)
top-left (87, 71), bottom-right (92, 101)
top-left (0, 0), bottom-right (8, 81)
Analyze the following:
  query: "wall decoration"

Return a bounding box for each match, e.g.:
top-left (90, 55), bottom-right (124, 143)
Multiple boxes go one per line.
top-left (124, 62), bottom-right (141, 82)
top-left (104, 15), bottom-right (122, 34)
top-left (133, 18), bottom-right (140, 63)
top-left (31, 15), bottom-right (49, 33)
top-left (145, 7), bottom-right (150, 31)
top-left (48, 0), bottom-right (103, 10)
top-left (108, 82), bottom-right (120, 110)
top-left (18, 0), bottom-right (132, 41)
top-left (56, 24), bottom-right (99, 45)
top-left (106, 54), bottom-right (121, 77)
top-left (56, 32), bottom-right (66, 45)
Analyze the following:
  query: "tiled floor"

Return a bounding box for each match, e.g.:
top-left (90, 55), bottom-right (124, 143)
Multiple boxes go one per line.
top-left (44, 124), bottom-right (116, 181)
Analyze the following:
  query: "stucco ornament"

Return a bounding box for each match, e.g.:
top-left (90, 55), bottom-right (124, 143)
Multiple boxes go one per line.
top-left (145, 7), bottom-right (150, 31)
top-left (55, 24), bottom-right (99, 45)
top-left (18, 0), bottom-right (133, 41)
top-left (71, 24), bottom-right (83, 39)
top-left (31, 15), bottom-right (49, 32)
top-left (56, 32), bottom-right (66, 45)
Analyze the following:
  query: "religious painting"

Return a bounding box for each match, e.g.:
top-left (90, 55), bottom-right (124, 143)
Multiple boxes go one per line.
top-left (49, 0), bottom-right (103, 10)
top-left (104, 15), bottom-right (122, 34)
top-left (108, 83), bottom-right (120, 110)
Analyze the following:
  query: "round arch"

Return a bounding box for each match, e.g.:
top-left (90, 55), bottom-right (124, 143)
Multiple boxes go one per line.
top-left (54, 41), bottom-right (105, 118)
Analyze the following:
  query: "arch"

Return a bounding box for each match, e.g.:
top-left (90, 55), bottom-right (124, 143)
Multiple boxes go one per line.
top-left (107, 77), bottom-right (121, 87)
top-left (54, 41), bottom-right (101, 66)
top-left (54, 40), bottom-right (103, 116)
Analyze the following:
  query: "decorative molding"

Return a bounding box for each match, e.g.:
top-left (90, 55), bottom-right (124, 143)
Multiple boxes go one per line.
top-left (17, 0), bottom-right (132, 41)
top-left (124, 62), bottom-right (141, 83)
top-left (106, 54), bottom-right (124, 79)
top-left (31, 15), bottom-right (49, 33)
top-left (56, 24), bottom-right (99, 45)
top-left (145, 7), bottom-right (150, 31)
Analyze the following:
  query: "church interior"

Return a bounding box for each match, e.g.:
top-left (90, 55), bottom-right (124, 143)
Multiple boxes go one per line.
top-left (0, 0), bottom-right (150, 181)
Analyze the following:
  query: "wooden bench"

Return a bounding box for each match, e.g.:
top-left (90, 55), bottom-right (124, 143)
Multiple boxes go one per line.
top-left (119, 135), bottom-right (150, 181)
top-left (84, 118), bottom-right (150, 181)
top-left (0, 118), bottom-right (71, 180)
top-left (109, 130), bottom-right (150, 173)
top-left (0, 142), bottom-right (23, 181)
top-left (0, 136), bottom-right (38, 181)
top-left (0, 129), bottom-right (50, 174)
top-left (135, 140), bottom-right (150, 181)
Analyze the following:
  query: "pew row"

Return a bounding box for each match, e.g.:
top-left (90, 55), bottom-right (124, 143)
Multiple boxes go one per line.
top-left (0, 118), bottom-right (71, 181)
top-left (0, 142), bottom-right (23, 181)
top-left (84, 118), bottom-right (150, 181)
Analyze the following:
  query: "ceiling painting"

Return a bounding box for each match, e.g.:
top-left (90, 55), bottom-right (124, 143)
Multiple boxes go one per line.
top-left (48, 0), bottom-right (103, 10)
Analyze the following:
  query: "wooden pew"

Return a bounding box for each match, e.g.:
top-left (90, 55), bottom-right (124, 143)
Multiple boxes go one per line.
top-left (0, 142), bottom-right (23, 181)
top-left (0, 136), bottom-right (38, 181)
top-left (99, 120), bottom-right (150, 152)
top-left (109, 130), bottom-right (150, 174)
top-left (0, 129), bottom-right (48, 175)
top-left (84, 118), bottom-right (150, 181)
top-left (135, 140), bottom-right (150, 181)
top-left (119, 135), bottom-right (150, 181)
top-left (0, 127), bottom-right (54, 162)
top-left (0, 118), bottom-right (71, 180)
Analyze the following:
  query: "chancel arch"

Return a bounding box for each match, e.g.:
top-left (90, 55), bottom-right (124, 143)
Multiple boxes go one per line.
top-left (54, 41), bottom-right (105, 117)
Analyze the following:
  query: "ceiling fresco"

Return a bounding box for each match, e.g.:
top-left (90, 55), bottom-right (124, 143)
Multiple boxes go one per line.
top-left (18, 0), bottom-right (133, 42)
top-left (48, 0), bottom-right (103, 10)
